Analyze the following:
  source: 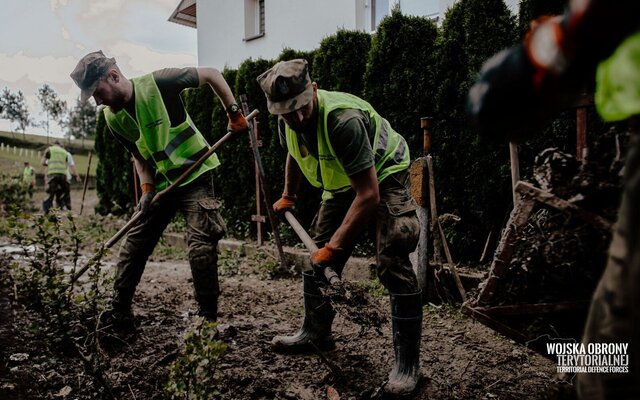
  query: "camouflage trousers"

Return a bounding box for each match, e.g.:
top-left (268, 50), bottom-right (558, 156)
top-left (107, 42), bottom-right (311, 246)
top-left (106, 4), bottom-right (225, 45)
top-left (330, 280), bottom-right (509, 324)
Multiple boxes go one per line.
top-left (43, 174), bottom-right (71, 213)
top-left (112, 172), bottom-right (226, 319)
top-left (309, 171), bottom-right (420, 294)
top-left (577, 121), bottom-right (640, 399)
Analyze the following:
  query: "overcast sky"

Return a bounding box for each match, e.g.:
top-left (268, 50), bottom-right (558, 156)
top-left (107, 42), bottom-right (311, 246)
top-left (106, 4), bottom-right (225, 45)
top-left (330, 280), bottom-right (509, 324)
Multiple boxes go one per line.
top-left (0, 0), bottom-right (198, 136)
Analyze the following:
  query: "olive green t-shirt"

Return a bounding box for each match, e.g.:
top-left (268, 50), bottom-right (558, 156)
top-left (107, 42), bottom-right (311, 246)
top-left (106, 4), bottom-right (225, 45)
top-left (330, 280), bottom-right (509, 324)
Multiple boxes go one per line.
top-left (278, 108), bottom-right (376, 176)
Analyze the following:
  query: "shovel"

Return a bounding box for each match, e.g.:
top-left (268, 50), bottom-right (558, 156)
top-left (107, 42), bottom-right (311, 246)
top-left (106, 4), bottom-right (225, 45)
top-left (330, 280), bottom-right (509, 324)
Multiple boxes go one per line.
top-left (70, 109), bottom-right (260, 284)
top-left (282, 210), bottom-right (341, 286)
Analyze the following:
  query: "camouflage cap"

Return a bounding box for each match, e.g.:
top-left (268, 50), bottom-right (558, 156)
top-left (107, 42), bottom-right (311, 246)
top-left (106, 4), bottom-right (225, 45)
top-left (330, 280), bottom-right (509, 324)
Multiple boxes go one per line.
top-left (256, 59), bottom-right (313, 115)
top-left (70, 50), bottom-right (116, 102)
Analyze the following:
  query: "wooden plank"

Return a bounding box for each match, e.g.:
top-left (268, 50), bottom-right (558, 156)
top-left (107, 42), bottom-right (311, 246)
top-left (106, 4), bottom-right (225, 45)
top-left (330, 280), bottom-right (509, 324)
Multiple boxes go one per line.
top-left (476, 196), bottom-right (535, 305)
top-left (426, 155), bottom-right (443, 264)
top-left (509, 142), bottom-right (520, 206)
top-left (438, 220), bottom-right (466, 301)
top-left (475, 301), bottom-right (590, 317)
top-left (515, 181), bottom-right (612, 232)
top-left (461, 305), bottom-right (528, 343)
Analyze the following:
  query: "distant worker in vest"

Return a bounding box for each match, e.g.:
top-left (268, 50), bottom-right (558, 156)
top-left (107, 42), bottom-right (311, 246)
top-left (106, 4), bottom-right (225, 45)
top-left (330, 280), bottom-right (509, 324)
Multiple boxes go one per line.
top-left (70, 51), bottom-right (248, 334)
top-left (467, 0), bottom-right (640, 398)
top-left (22, 161), bottom-right (35, 199)
top-left (42, 140), bottom-right (80, 213)
top-left (257, 59), bottom-right (422, 397)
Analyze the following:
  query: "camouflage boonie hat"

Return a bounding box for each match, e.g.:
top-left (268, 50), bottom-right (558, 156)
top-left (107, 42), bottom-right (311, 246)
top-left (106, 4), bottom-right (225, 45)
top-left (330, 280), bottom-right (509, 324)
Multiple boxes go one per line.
top-left (70, 50), bottom-right (116, 102)
top-left (256, 59), bottom-right (313, 115)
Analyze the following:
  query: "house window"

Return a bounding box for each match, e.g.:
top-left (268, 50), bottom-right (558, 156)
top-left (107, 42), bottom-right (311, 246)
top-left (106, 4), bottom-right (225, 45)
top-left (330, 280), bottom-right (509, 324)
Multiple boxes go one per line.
top-left (244, 0), bottom-right (265, 41)
top-left (371, 0), bottom-right (389, 31)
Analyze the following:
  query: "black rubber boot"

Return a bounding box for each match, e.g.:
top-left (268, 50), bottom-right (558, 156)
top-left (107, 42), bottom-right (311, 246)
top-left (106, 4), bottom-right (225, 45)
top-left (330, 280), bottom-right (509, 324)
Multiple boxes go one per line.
top-left (386, 291), bottom-right (423, 397)
top-left (271, 271), bottom-right (336, 353)
top-left (100, 289), bottom-right (136, 335)
top-left (197, 295), bottom-right (218, 322)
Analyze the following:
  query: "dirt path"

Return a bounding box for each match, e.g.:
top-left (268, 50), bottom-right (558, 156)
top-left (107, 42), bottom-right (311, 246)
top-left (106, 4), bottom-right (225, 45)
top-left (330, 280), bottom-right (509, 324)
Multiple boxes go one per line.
top-left (1, 241), bottom-right (559, 399)
top-left (123, 256), bottom-right (557, 399)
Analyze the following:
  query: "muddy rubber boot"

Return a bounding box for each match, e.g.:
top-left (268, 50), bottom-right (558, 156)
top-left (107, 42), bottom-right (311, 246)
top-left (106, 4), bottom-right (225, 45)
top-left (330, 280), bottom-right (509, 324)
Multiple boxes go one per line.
top-left (196, 295), bottom-right (218, 322)
top-left (386, 291), bottom-right (423, 397)
top-left (100, 289), bottom-right (136, 335)
top-left (271, 271), bottom-right (336, 353)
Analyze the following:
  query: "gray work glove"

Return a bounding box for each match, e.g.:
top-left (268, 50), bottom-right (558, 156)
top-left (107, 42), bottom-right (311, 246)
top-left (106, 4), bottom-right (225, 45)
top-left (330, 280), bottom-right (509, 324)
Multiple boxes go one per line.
top-left (137, 190), bottom-right (156, 217)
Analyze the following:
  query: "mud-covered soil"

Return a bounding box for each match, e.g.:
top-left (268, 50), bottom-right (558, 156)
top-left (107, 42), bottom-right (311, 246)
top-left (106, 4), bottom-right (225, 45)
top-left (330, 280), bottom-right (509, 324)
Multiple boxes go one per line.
top-left (0, 243), bottom-right (561, 400)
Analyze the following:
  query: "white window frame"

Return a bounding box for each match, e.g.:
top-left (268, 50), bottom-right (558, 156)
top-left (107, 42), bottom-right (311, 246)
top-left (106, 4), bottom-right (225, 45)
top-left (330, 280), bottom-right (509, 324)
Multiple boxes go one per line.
top-left (244, 0), bottom-right (265, 41)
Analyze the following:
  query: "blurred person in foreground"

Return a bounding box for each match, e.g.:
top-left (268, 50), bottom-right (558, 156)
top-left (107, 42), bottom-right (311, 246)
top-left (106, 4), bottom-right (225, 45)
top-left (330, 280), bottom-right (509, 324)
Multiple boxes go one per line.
top-left (467, 0), bottom-right (640, 398)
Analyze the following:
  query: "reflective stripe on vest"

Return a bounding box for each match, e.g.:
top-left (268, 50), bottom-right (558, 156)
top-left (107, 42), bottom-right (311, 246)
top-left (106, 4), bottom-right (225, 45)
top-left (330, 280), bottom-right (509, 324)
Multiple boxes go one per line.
top-left (103, 73), bottom-right (219, 191)
top-left (596, 31), bottom-right (640, 122)
top-left (285, 90), bottom-right (410, 201)
top-left (47, 145), bottom-right (68, 175)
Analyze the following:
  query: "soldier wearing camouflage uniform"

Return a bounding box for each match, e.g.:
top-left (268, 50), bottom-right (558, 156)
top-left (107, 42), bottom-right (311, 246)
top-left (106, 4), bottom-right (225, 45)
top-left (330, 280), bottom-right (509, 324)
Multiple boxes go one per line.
top-left (468, 0), bottom-right (640, 398)
top-left (257, 59), bottom-right (423, 397)
top-left (70, 51), bottom-right (248, 332)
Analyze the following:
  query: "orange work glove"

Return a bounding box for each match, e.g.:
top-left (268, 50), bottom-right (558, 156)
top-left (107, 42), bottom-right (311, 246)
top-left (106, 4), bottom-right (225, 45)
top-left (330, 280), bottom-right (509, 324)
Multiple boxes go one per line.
top-left (137, 183), bottom-right (156, 217)
top-left (227, 109), bottom-right (248, 134)
top-left (273, 194), bottom-right (297, 214)
top-left (311, 243), bottom-right (344, 267)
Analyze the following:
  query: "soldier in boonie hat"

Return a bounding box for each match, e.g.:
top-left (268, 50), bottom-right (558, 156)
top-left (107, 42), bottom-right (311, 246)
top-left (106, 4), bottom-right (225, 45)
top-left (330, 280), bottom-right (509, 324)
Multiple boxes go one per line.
top-left (257, 59), bottom-right (423, 397)
top-left (257, 59), bottom-right (314, 115)
top-left (70, 50), bottom-right (116, 102)
top-left (69, 50), bottom-right (248, 338)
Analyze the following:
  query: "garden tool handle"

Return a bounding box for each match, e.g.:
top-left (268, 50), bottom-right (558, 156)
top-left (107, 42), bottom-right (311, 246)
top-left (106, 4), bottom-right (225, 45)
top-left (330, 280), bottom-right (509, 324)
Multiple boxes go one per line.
top-left (70, 109), bottom-right (259, 285)
top-left (107, 108), bottom-right (261, 249)
top-left (283, 211), bottom-right (341, 286)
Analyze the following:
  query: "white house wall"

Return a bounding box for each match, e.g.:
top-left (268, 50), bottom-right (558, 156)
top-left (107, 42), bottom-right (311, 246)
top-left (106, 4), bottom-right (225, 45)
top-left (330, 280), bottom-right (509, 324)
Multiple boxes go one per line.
top-left (196, 0), bottom-right (521, 69)
top-left (198, 0), bottom-right (356, 69)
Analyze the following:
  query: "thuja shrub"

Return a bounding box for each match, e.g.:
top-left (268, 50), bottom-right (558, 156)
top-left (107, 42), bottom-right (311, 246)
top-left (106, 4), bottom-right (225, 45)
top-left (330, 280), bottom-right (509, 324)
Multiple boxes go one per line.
top-left (364, 8), bottom-right (439, 154)
top-left (430, 0), bottom-right (518, 259)
top-left (313, 29), bottom-right (371, 97)
top-left (94, 110), bottom-right (135, 215)
top-left (165, 318), bottom-right (227, 400)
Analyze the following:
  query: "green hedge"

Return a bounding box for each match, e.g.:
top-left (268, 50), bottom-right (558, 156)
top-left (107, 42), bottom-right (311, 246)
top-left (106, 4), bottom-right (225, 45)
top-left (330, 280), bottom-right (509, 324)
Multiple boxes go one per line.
top-left (430, 0), bottom-right (518, 258)
top-left (364, 10), bottom-right (439, 154)
top-left (94, 110), bottom-right (134, 215)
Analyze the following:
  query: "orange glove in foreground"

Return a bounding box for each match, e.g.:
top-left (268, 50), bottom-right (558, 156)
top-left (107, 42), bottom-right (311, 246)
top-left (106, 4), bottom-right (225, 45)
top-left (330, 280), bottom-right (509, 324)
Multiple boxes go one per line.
top-left (311, 243), bottom-right (344, 266)
top-left (227, 111), bottom-right (248, 133)
top-left (138, 183), bottom-right (156, 217)
top-left (273, 194), bottom-right (297, 214)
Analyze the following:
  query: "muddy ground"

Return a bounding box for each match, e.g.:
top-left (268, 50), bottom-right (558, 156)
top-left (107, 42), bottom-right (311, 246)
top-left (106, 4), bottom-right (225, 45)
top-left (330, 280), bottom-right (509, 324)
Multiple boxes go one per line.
top-left (0, 191), bottom-right (562, 400)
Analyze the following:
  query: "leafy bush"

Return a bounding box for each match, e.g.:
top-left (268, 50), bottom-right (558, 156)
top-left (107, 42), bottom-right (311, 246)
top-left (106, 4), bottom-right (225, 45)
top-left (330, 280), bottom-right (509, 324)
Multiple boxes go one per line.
top-left (8, 210), bottom-right (111, 351)
top-left (0, 174), bottom-right (29, 215)
top-left (165, 318), bottom-right (227, 400)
